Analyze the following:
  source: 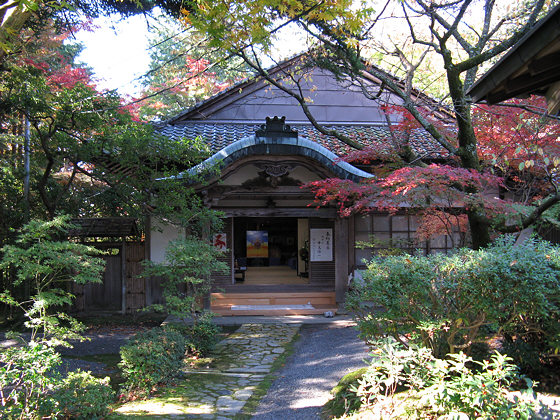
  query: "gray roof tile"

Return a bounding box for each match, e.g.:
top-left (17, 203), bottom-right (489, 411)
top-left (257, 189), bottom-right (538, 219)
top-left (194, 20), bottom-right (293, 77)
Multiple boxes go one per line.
top-left (155, 122), bottom-right (448, 159)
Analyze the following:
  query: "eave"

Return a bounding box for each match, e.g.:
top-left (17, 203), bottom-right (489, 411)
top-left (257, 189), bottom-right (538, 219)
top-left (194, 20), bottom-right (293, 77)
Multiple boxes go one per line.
top-left (468, 4), bottom-right (560, 112)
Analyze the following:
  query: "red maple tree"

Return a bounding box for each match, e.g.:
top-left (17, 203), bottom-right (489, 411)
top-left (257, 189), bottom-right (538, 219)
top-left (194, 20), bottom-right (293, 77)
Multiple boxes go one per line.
top-left (305, 99), bottom-right (560, 246)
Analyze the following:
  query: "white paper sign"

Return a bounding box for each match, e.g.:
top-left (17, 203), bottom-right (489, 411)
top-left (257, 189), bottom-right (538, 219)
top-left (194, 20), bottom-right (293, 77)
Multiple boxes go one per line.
top-left (213, 233), bottom-right (227, 252)
top-left (310, 228), bottom-right (333, 262)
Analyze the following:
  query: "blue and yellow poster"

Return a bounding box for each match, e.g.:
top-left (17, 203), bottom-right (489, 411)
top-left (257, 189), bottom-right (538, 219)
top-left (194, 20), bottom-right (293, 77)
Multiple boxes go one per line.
top-left (247, 230), bottom-right (268, 258)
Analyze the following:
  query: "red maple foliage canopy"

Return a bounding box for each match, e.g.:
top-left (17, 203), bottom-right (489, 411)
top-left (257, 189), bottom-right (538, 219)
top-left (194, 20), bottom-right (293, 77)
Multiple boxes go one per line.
top-left (305, 99), bottom-right (560, 245)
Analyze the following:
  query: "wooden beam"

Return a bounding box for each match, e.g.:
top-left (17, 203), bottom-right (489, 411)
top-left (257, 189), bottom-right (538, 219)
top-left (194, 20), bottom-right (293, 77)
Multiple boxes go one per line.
top-left (219, 207), bottom-right (337, 218)
top-left (504, 67), bottom-right (560, 97)
top-left (335, 217), bottom-right (349, 304)
top-left (121, 239), bottom-right (126, 315)
top-left (528, 50), bottom-right (560, 75)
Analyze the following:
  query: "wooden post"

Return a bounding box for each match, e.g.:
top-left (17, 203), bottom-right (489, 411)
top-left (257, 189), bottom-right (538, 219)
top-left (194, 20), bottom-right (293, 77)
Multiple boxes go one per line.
top-left (121, 239), bottom-right (126, 314)
top-left (144, 216), bottom-right (152, 306)
top-left (335, 217), bottom-right (349, 305)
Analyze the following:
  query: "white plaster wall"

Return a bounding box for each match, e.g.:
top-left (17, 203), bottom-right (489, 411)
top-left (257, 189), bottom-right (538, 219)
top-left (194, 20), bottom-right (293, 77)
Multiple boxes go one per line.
top-left (290, 166), bottom-right (321, 182)
top-left (150, 219), bottom-right (185, 263)
top-left (221, 165), bottom-right (260, 185)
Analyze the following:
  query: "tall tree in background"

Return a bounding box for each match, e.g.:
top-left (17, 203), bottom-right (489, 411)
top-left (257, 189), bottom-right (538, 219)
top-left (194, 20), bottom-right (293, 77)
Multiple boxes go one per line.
top-left (0, 0), bottom-right (190, 65)
top-left (133, 16), bottom-right (249, 121)
top-left (190, 0), bottom-right (557, 249)
top-left (0, 21), bottom-right (220, 233)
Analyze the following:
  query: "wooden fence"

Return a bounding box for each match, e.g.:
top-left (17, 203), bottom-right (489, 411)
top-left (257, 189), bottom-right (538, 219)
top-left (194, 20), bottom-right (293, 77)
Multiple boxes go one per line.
top-left (73, 241), bottom-right (145, 313)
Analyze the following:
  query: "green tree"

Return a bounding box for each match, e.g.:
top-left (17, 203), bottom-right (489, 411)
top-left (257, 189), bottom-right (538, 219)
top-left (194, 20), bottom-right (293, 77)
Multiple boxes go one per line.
top-left (0, 216), bottom-right (105, 346)
top-left (0, 0), bottom-right (191, 65)
top-left (142, 237), bottom-right (228, 323)
top-left (132, 15), bottom-right (248, 121)
top-left (0, 21), bottom-right (221, 228)
top-left (0, 217), bottom-right (112, 418)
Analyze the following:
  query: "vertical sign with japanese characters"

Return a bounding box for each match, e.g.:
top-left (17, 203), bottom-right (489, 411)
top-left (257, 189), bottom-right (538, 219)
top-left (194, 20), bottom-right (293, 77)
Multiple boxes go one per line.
top-left (213, 233), bottom-right (227, 252)
top-left (310, 228), bottom-right (333, 262)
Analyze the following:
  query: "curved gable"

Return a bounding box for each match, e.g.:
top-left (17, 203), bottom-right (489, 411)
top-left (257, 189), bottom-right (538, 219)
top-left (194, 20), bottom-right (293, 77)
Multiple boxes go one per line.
top-left (179, 134), bottom-right (374, 183)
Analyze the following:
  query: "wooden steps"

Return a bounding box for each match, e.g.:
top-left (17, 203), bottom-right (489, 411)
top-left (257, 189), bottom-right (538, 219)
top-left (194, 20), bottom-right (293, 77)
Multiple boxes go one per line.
top-left (210, 291), bottom-right (337, 316)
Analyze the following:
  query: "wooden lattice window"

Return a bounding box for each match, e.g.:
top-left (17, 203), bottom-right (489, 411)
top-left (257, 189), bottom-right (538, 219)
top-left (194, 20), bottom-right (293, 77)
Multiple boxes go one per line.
top-left (354, 213), bottom-right (459, 268)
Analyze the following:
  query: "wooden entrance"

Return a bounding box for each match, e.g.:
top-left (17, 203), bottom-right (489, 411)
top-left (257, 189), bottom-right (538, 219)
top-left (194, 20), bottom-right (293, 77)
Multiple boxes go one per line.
top-left (209, 215), bottom-right (340, 316)
top-left (230, 216), bottom-right (307, 287)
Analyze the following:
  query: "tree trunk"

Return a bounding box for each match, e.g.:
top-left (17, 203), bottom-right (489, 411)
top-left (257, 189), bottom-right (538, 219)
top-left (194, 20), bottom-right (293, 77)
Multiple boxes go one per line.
top-left (446, 61), bottom-right (491, 249)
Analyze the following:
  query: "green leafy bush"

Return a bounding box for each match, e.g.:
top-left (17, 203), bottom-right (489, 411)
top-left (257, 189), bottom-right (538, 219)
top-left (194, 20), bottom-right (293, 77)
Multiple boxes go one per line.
top-left (142, 237), bottom-right (228, 323)
top-left (164, 313), bottom-right (221, 357)
top-left (52, 370), bottom-right (114, 419)
top-left (323, 367), bottom-right (368, 418)
top-left (0, 216), bottom-right (105, 347)
top-left (187, 320), bottom-right (221, 356)
top-left (332, 339), bottom-right (542, 419)
top-left (347, 236), bottom-right (560, 359)
top-left (165, 319), bottom-right (221, 357)
top-left (0, 218), bottom-right (107, 419)
top-left (119, 327), bottom-right (187, 397)
top-left (0, 342), bottom-right (61, 418)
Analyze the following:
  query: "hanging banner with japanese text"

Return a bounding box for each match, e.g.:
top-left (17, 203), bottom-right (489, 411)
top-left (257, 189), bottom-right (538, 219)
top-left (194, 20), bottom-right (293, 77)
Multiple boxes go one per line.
top-left (310, 228), bottom-right (333, 262)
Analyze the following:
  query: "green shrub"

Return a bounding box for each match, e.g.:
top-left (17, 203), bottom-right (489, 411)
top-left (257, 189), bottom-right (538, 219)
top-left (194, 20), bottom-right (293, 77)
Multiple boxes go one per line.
top-left (0, 217), bottom-right (105, 348)
top-left (0, 343), bottom-right (61, 419)
top-left (52, 370), bottom-right (114, 419)
top-left (141, 237), bottom-right (228, 323)
top-left (347, 236), bottom-right (560, 358)
top-left (0, 217), bottom-right (106, 419)
top-left (119, 327), bottom-right (187, 397)
top-left (423, 352), bottom-right (539, 419)
top-left (164, 317), bottom-right (221, 357)
top-left (335, 339), bottom-right (542, 419)
top-left (188, 320), bottom-right (221, 356)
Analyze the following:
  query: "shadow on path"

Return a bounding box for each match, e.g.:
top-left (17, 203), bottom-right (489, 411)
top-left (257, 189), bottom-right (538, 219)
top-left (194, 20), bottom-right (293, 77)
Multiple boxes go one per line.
top-left (252, 324), bottom-right (369, 420)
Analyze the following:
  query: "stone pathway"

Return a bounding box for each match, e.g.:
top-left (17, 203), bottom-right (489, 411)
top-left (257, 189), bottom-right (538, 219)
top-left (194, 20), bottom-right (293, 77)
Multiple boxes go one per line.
top-left (114, 323), bottom-right (300, 419)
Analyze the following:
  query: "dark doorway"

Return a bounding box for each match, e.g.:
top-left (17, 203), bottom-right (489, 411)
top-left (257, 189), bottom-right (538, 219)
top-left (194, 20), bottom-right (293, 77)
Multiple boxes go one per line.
top-left (233, 217), bottom-right (305, 285)
top-left (234, 217), bottom-right (297, 267)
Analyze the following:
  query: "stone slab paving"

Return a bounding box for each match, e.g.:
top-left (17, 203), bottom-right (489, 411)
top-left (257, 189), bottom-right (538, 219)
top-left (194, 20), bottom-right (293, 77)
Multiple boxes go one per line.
top-left (114, 323), bottom-right (300, 419)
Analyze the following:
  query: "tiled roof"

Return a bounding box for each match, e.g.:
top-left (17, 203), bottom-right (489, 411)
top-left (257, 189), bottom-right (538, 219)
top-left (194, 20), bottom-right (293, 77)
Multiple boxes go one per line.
top-left (155, 122), bottom-right (448, 159)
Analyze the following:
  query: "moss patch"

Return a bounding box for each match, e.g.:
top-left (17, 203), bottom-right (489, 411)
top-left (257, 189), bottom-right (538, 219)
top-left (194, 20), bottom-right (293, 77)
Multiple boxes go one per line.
top-left (63, 353), bottom-right (125, 391)
top-left (323, 367), bottom-right (368, 419)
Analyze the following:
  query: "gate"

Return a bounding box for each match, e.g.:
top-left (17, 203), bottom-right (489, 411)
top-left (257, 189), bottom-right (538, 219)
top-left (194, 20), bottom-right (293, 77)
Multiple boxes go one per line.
top-left (73, 242), bottom-right (145, 313)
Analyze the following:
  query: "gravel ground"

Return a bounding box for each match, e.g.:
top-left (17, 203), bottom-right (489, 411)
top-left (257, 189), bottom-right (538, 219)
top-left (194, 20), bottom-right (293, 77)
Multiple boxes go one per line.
top-left (251, 324), bottom-right (369, 420)
top-left (1, 329), bottom-right (136, 377)
top-left (58, 331), bottom-right (134, 356)
top-left (57, 330), bottom-right (135, 376)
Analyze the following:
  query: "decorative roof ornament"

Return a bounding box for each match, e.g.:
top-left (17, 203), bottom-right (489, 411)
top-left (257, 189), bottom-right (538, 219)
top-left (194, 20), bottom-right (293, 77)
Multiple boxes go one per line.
top-left (255, 116), bottom-right (298, 139)
top-left (256, 163), bottom-right (294, 177)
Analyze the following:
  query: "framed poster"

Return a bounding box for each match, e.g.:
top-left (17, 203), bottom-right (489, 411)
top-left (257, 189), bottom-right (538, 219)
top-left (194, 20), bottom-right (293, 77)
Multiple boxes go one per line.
top-left (310, 228), bottom-right (333, 262)
top-left (213, 233), bottom-right (227, 252)
top-left (247, 230), bottom-right (268, 258)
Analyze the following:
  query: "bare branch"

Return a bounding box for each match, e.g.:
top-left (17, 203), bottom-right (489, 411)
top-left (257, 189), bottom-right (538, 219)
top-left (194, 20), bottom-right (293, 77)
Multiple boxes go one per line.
top-left (413, 0), bottom-right (473, 52)
top-left (361, 67), bottom-right (458, 155)
top-left (401, 3), bottom-right (441, 52)
top-left (456, 0), bottom-right (546, 73)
